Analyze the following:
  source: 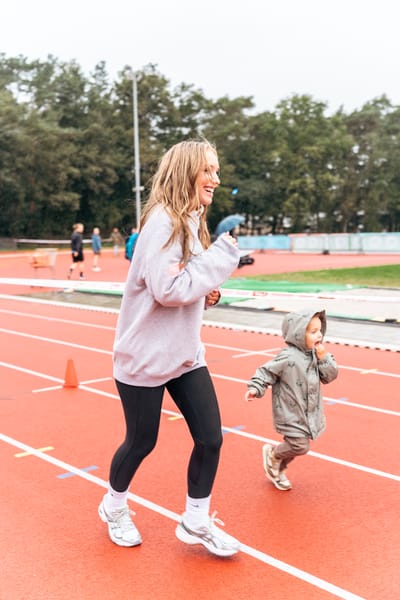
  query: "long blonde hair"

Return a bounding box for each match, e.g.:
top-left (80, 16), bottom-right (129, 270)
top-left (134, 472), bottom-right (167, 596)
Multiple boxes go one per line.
top-left (140, 139), bottom-right (216, 263)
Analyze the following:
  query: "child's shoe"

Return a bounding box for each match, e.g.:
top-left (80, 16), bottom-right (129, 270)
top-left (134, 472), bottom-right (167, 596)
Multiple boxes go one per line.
top-left (262, 444), bottom-right (281, 478)
top-left (262, 444), bottom-right (292, 490)
top-left (276, 470), bottom-right (292, 491)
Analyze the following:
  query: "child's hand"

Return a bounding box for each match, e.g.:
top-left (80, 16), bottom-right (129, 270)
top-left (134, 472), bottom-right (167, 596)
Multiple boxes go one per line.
top-left (245, 388), bottom-right (257, 402)
top-left (315, 343), bottom-right (327, 360)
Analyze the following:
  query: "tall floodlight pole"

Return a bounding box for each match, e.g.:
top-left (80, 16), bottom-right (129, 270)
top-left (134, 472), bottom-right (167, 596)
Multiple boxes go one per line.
top-left (128, 69), bottom-right (141, 227)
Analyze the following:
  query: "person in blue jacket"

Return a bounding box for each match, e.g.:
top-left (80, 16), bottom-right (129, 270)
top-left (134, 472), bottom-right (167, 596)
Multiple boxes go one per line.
top-left (125, 227), bottom-right (138, 261)
top-left (98, 139), bottom-right (241, 557)
top-left (91, 227), bottom-right (102, 271)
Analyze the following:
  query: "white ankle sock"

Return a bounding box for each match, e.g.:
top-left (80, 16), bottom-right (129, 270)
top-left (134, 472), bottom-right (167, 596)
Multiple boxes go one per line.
top-left (104, 485), bottom-right (129, 511)
top-left (183, 494), bottom-right (211, 529)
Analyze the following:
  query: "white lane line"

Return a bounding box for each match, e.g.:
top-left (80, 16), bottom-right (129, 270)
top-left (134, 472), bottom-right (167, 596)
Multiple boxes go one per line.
top-left (0, 341), bottom-right (397, 417)
top-left (206, 342), bottom-right (400, 378)
top-left (0, 319), bottom-right (399, 379)
top-left (0, 327), bottom-right (113, 355)
top-left (0, 294), bottom-right (400, 378)
top-left (0, 307), bottom-right (116, 330)
top-left (0, 293), bottom-right (120, 315)
top-left (212, 373), bottom-right (400, 418)
top-left (0, 293), bottom-right (398, 352)
top-left (323, 396), bottom-right (400, 416)
top-left (0, 432), bottom-right (366, 600)
top-left (204, 320), bottom-right (399, 353)
top-left (0, 361), bottom-right (399, 483)
top-left (217, 424), bottom-right (400, 483)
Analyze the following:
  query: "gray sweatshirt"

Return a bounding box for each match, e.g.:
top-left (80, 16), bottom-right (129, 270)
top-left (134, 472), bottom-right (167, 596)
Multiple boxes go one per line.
top-left (247, 308), bottom-right (338, 439)
top-left (113, 207), bottom-right (240, 386)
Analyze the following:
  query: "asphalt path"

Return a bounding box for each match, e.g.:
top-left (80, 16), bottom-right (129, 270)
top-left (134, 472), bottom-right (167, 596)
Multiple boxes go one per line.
top-left (203, 304), bottom-right (399, 351)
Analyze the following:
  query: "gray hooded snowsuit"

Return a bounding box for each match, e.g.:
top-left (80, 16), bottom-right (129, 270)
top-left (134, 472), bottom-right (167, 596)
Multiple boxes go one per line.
top-left (247, 308), bottom-right (338, 440)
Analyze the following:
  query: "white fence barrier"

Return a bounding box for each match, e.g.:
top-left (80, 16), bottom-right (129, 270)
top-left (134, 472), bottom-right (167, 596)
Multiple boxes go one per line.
top-left (290, 233), bottom-right (400, 253)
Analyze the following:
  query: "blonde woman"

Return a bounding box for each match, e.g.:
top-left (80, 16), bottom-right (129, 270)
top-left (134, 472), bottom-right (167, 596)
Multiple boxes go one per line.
top-left (98, 139), bottom-right (241, 556)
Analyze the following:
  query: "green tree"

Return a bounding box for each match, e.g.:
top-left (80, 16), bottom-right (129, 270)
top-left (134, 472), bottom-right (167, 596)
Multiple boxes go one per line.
top-left (1, 53), bottom-right (400, 239)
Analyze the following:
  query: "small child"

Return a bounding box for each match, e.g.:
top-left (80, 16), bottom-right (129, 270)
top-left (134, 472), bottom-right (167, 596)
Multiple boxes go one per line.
top-left (91, 227), bottom-right (102, 271)
top-left (245, 308), bottom-right (338, 491)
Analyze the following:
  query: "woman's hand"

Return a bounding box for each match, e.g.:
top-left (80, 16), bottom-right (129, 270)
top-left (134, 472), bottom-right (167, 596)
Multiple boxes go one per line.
top-left (223, 233), bottom-right (238, 247)
top-left (205, 289), bottom-right (221, 307)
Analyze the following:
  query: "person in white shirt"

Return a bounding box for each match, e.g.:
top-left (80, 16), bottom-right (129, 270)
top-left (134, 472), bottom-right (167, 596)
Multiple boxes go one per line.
top-left (98, 139), bottom-right (241, 557)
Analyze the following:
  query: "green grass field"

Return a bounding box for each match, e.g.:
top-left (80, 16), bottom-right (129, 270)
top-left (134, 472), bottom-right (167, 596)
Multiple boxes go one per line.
top-left (247, 264), bottom-right (400, 288)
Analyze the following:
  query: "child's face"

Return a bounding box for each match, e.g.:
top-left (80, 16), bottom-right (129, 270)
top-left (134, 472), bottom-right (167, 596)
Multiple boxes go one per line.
top-left (305, 316), bottom-right (323, 350)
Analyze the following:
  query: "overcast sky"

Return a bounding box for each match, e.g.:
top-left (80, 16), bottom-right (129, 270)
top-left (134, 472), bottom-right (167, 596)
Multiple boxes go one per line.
top-left (2, 0), bottom-right (399, 114)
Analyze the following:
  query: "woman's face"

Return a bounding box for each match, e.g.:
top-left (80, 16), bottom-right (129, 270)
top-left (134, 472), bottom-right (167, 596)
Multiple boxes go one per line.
top-left (196, 149), bottom-right (220, 207)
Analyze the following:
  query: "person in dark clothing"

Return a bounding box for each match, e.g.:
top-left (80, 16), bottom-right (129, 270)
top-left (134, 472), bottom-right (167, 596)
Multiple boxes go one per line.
top-left (67, 223), bottom-right (85, 280)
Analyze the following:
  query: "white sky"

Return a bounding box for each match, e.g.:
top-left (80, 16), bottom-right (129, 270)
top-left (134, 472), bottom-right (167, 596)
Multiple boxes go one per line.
top-left (2, 0), bottom-right (400, 114)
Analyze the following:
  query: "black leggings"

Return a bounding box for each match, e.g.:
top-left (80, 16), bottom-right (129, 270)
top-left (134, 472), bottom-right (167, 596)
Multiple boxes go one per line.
top-left (110, 367), bottom-right (223, 499)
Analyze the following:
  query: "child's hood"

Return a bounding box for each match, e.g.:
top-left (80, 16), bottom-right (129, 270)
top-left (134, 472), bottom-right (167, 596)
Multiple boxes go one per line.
top-left (282, 307), bottom-right (327, 352)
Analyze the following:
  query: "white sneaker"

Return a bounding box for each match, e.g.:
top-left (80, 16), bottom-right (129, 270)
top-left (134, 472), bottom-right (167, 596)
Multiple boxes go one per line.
top-left (98, 497), bottom-right (142, 547)
top-left (175, 511), bottom-right (240, 557)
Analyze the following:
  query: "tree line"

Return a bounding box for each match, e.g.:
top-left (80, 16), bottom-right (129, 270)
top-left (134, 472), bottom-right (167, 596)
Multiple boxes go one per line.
top-left (1, 53), bottom-right (400, 240)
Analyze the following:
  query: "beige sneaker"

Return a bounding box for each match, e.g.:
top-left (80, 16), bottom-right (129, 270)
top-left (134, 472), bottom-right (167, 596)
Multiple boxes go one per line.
top-left (262, 444), bottom-right (292, 490)
top-left (276, 470), bottom-right (292, 491)
top-left (262, 444), bottom-right (281, 478)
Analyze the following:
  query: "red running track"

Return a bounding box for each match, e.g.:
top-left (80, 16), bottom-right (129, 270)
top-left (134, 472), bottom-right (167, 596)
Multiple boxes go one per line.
top-left (1, 293), bottom-right (399, 600)
top-left (1, 246), bottom-right (400, 283)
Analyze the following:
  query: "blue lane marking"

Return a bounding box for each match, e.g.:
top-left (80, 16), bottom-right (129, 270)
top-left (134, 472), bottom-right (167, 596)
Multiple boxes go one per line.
top-left (222, 425), bottom-right (245, 435)
top-left (57, 465), bottom-right (99, 479)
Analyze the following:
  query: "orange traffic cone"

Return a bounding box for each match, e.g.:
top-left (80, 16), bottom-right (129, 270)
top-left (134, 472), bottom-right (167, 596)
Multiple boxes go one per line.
top-left (63, 359), bottom-right (79, 388)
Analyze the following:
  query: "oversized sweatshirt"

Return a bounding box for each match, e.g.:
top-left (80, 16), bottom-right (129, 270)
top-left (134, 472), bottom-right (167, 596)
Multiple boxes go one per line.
top-left (113, 206), bottom-right (240, 387)
top-left (247, 308), bottom-right (338, 440)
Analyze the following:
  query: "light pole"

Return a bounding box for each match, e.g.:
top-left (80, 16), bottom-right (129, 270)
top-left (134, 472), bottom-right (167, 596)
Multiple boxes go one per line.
top-left (128, 69), bottom-right (142, 227)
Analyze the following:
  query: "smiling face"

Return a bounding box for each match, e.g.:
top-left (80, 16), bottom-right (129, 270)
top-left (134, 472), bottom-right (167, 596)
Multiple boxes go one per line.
top-left (196, 148), bottom-right (220, 207)
top-left (305, 315), bottom-right (323, 350)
